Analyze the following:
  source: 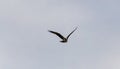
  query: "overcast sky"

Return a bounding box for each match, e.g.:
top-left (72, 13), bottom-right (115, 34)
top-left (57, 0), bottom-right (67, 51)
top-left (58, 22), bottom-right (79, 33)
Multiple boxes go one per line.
top-left (0, 0), bottom-right (120, 69)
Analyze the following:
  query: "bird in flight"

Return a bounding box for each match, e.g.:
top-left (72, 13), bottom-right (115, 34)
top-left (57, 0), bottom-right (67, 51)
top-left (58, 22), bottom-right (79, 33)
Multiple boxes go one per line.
top-left (48, 27), bottom-right (77, 43)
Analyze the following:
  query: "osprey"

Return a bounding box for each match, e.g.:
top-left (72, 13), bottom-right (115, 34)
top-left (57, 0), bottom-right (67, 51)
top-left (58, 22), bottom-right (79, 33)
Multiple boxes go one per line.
top-left (48, 27), bottom-right (77, 43)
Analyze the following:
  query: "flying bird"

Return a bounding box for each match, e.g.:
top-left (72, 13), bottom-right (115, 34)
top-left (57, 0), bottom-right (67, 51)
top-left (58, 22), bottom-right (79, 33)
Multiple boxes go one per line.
top-left (48, 27), bottom-right (77, 43)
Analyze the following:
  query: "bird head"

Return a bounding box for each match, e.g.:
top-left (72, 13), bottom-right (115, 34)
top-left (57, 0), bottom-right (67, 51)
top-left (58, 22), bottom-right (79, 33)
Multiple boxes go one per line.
top-left (60, 39), bottom-right (67, 43)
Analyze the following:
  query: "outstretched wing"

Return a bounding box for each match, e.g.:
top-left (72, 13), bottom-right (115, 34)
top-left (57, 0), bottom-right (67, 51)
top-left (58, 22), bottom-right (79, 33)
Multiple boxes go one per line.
top-left (48, 30), bottom-right (65, 39)
top-left (66, 27), bottom-right (77, 39)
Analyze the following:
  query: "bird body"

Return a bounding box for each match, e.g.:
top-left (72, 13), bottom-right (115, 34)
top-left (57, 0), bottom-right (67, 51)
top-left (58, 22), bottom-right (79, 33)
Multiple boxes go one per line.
top-left (48, 27), bottom-right (77, 43)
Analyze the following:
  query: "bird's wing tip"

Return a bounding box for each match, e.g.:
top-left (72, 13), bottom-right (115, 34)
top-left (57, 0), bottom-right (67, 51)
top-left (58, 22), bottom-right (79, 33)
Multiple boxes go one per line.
top-left (75, 27), bottom-right (78, 29)
top-left (48, 30), bottom-right (51, 32)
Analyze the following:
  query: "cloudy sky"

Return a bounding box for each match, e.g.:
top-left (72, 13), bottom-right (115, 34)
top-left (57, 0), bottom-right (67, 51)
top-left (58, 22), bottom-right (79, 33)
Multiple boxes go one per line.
top-left (0, 0), bottom-right (120, 69)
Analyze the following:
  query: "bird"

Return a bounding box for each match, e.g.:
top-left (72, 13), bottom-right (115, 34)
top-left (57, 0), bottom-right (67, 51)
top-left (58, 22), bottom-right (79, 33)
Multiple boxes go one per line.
top-left (48, 27), bottom-right (77, 43)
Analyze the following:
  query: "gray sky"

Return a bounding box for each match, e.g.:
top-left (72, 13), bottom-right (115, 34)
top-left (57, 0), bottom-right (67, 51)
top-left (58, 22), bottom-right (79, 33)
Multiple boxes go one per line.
top-left (0, 0), bottom-right (120, 69)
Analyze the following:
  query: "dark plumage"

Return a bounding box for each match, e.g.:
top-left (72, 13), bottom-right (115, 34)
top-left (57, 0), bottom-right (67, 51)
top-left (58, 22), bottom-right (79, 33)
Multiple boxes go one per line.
top-left (48, 27), bottom-right (77, 43)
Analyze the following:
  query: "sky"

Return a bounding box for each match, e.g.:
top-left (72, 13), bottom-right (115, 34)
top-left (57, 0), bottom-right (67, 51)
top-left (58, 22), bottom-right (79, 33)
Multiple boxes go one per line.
top-left (0, 0), bottom-right (120, 69)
